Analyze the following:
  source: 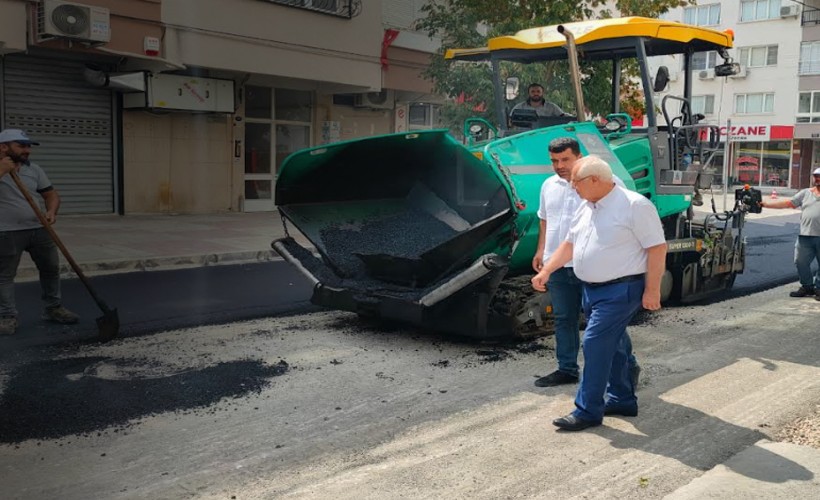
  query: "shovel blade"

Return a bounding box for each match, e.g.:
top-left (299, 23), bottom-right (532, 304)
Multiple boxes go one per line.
top-left (96, 308), bottom-right (120, 342)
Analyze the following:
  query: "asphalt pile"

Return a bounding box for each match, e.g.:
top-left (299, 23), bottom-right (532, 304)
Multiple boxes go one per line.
top-left (320, 208), bottom-right (460, 279)
top-left (0, 356), bottom-right (288, 444)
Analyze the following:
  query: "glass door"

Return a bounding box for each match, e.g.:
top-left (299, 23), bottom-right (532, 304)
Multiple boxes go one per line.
top-left (244, 86), bottom-right (312, 211)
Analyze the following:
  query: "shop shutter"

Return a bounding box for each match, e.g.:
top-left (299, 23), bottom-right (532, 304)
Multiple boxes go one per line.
top-left (2, 55), bottom-right (114, 214)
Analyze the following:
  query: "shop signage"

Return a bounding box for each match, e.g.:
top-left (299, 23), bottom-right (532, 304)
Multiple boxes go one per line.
top-left (719, 124), bottom-right (771, 142)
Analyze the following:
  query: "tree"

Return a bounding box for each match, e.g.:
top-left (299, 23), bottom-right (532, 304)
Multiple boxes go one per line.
top-left (417, 0), bottom-right (695, 133)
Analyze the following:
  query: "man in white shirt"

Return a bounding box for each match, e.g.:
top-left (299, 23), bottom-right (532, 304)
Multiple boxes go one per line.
top-left (531, 138), bottom-right (585, 387)
top-left (532, 155), bottom-right (667, 431)
top-left (533, 138), bottom-right (636, 388)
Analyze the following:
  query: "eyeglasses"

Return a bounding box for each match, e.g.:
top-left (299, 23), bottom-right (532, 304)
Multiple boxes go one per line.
top-left (571, 175), bottom-right (593, 187)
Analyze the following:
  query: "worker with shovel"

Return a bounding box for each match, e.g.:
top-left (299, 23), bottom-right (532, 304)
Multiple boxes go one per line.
top-left (0, 129), bottom-right (79, 335)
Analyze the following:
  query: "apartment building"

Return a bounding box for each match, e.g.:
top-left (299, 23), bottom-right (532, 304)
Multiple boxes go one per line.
top-left (795, 0), bottom-right (820, 188)
top-left (0, 0), bottom-right (441, 214)
top-left (652, 0), bottom-right (805, 189)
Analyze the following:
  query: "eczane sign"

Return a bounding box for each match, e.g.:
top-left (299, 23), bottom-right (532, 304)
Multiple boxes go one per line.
top-left (719, 124), bottom-right (771, 142)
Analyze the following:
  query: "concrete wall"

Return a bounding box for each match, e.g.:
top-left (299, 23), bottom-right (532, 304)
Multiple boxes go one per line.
top-left (162, 0), bottom-right (383, 91)
top-left (122, 111), bottom-right (234, 213)
top-left (0, 0), bottom-right (27, 54)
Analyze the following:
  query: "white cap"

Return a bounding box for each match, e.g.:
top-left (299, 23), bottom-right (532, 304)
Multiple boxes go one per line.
top-left (0, 129), bottom-right (39, 145)
top-left (813, 167), bottom-right (820, 175)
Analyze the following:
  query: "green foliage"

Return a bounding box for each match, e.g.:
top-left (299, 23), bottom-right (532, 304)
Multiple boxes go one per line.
top-left (417, 0), bottom-right (695, 132)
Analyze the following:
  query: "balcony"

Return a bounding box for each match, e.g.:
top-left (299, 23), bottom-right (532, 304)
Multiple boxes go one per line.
top-left (263, 0), bottom-right (359, 19)
top-left (803, 7), bottom-right (820, 26)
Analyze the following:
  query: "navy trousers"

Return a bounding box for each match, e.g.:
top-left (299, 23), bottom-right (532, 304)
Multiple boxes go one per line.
top-left (572, 278), bottom-right (643, 422)
top-left (547, 267), bottom-right (582, 377)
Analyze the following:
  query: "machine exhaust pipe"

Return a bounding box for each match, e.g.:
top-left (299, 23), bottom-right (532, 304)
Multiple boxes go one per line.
top-left (557, 25), bottom-right (587, 122)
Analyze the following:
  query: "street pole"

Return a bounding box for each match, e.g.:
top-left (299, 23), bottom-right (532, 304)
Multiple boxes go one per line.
top-left (722, 118), bottom-right (731, 210)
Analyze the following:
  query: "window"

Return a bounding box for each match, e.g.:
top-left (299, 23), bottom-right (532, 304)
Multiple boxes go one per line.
top-left (738, 45), bottom-right (778, 67)
top-left (262, 0), bottom-right (352, 18)
top-left (691, 95), bottom-right (715, 115)
top-left (800, 41), bottom-right (820, 75)
top-left (796, 91), bottom-right (820, 122)
top-left (735, 93), bottom-right (775, 114)
top-left (684, 3), bottom-right (721, 26)
top-left (691, 51), bottom-right (718, 71)
top-left (244, 85), bottom-right (312, 210)
top-left (407, 103), bottom-right (442, 130)
top-left (740, 0), bottom-right (782, 22)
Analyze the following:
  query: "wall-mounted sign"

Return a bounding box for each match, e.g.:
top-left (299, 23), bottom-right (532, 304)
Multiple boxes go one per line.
top-left (719, 124), bottom-right (770, 142)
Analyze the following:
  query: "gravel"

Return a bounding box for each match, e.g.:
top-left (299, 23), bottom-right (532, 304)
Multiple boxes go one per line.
top-left (319, 208), bottom-right (459, 279)
top-left (777, 403), bottom-right (820, 450)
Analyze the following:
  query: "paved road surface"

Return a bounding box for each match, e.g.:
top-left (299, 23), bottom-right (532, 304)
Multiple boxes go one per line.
top-left (0, 284), bottom-right (817, 499)
top-left (8, 213), bottom-right (806, 347)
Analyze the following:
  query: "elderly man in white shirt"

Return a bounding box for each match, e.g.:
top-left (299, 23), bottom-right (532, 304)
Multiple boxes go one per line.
top-left (532, 137), bottom-right (635, 388)
top-left (532, 155), bottom-right (667, 431)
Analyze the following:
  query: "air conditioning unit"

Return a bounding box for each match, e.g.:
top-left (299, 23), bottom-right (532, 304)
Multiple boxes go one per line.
top-left (38, 0), bottom-right (111, 43)
top-left (780, 5), bottom-right (799, 17)
top-left (354, 90), bottom-right (395, 110)
top-left (729, 66), bottom-right (748, 79)
top-left (698, 69), bottom-right (715, 80)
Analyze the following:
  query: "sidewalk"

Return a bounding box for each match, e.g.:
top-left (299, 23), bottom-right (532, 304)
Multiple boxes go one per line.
top-left (17, 211), bottom-right (309, 282)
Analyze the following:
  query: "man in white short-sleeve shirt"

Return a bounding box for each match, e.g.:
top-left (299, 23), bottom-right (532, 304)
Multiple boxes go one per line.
top-left (532, 137), bottom-right (631, 388)
top-left (532, 155), bottom-right (667, 431)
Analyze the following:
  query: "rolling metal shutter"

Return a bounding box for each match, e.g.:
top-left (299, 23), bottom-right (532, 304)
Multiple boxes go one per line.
top-left (2, 55), bottom-right (115, 214)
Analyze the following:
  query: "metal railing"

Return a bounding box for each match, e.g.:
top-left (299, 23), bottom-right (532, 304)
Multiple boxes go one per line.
top-left (802, 8), bottom-right (820, 26)
top-left (262, 0), bottom-right (361, 19)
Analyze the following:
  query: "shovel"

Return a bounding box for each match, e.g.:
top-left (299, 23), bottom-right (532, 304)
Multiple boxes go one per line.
top-left (9, 171), bottom-right (119, 341)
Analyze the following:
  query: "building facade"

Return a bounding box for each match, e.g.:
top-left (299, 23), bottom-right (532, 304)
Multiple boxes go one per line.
top-left (653, 0), bottom-right (804, 189)
top-left (0, 0), bottom-right (442, 214)
top-left (795, 0), bottom-right (820, 189)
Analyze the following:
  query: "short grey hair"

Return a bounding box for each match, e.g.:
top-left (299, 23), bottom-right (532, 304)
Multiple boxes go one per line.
top-left (575, 155), bottom-right (613, 181)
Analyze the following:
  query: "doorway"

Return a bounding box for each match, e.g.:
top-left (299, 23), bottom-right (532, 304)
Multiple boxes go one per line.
top-left (244, 86), bottom-right (312, 211)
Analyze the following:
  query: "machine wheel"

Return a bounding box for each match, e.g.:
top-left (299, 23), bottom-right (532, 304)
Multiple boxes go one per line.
top-left (724, 272), bottom-right (737, 291)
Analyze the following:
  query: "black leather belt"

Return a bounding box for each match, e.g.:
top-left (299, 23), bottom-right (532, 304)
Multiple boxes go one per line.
top-left (584, 273), bottom-right (644, 288)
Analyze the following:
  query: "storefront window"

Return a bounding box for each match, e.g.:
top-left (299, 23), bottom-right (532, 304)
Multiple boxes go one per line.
top-left (728, 140), bottom-right (791, 187)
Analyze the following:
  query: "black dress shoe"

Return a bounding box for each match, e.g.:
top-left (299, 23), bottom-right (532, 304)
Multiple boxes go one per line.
top-left (552, 414), bottom-right (601, 431)
top-left (534, 370), bottom-right (579, 387)
top-left (789, 286), bottom-right (816, 297)
top-left (603, 405), bottom-right (638, 417)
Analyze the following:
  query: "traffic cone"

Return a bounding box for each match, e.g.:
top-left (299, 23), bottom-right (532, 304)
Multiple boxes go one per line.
top-left (770, 189), bottom-right (778, 199)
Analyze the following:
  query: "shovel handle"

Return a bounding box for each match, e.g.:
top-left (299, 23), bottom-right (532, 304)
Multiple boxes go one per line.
top-left (8, 171), bottom-right (110, 312)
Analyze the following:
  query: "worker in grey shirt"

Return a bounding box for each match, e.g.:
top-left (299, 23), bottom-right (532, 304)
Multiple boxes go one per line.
top-left (760, 167), bottom-right (820, 300)
top-left (0, 129), bottom-right (79, 335)
top-left (511, 83), bottom-right (568, 118)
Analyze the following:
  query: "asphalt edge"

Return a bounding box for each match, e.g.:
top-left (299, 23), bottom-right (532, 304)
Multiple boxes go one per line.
top-left (16, 249), bottom-right (284, 282)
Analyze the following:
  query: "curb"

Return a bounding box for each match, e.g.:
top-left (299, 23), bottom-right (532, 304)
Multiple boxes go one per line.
top-left (16, 249), bottom-right (283, 283)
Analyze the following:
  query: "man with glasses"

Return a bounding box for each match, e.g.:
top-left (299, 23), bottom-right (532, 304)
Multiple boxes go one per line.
top-left (760, 167), bottom-right (820, 300)
top-left (532, 155), bottom-right (667, 431)
top-left (532, 138), bottom-right (635, 389)
top-left (0, 129), bottom-right (79, 335)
